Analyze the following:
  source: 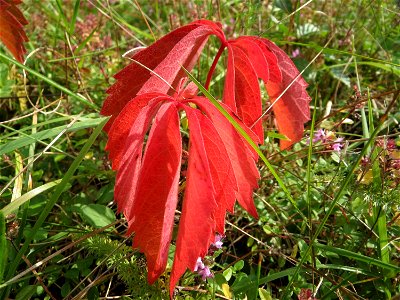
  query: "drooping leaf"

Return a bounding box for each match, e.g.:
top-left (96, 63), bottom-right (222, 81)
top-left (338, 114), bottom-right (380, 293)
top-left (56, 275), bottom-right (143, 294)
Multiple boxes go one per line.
top-left (227, 36), bottom-right (311, 149)
top-left (185, 105), bottom-right (238, 233)
top-left (189, 98), bottom-right (260, 218)
top-left (105, 93), bottom-right (166, 168)
top-left (0, 0), bottom-right (28, 63)
top-left (233, 37), bottom-right (311, 149)
top-left (263, 38), bottom-right (311, 149)
top-left (112, 100), bottom-right (163, 217)
top-left (102, 19), bottom-right (311, 298)
top-left (169, 106), bottom-right (218, 293)
top-left (118, 102), bottom-right (182, 282)
top-left (223, 43), bottom-right (264, 141)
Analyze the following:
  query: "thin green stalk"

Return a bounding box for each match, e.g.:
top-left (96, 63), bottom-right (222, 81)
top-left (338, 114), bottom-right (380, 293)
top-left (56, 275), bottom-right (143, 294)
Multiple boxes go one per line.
top-left (367, 93), bottom-right (393, 298)
top-left (254, 253), bottom-right (262, 299)
top-left (306, 93), bottom-right (318, 290)
top-left (0, 212), bottom-right (7, 283)
top-left (69, 0), bottom-right (81, 34)
top-left (1, 180), bottom-right (62, 216)
top-left (314, 244), bottom-right (399, 272)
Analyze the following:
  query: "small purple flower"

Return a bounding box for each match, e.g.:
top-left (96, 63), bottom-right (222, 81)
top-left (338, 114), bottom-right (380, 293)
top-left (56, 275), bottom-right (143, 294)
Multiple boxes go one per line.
top-left (208, 234), bottom-right (224, 255)
top-left (332, 138), bottom-right (344, 152)
top-left (292, 48), bottom-right (300, 58)
top-left (312, 129), bottom-right (327, 143)
top-left (198, 266), bottom-right (213, 280)
top-left (212, 234), bottom-right (223, 249)
top-left (194, 257), bottom-right (205, 272)
top-left (194, 257), bottom-right (213, 280)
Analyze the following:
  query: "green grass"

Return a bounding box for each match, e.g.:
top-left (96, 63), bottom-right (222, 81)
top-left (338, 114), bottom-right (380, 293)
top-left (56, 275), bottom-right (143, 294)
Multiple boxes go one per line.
top-left (0, 0), bottom-right (399, 299)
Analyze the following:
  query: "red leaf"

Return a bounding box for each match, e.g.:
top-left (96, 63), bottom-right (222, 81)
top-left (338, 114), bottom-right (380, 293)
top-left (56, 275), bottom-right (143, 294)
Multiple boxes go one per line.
top-left (232, 36), bottom-right (310, 149)
top-left (169, 106), bottom-right (218, 294)
top-left (183, 100), bottom-right (242, 233)
top-left (0, 0), bottom-right (28, 63)
top-left (105, 93), bottom-right (167, 169)
top-left (223, 43), bottom-right (264, 141)
top-left (190, 98), bottom-right (259, 218)
top-left (232, 36), bottom-right (280, 85)
top-left (106, 91), bottom-right (261, 296)
top-left (112, 99), bottom-right (164, 217)
top-left (192, 109), bottom-right (238, 234)
top-left (262, 38), bottom-right (311, 149)
top-left (101, 20), bottom-right (225, 131)
top-left (117, 102), bottom-right (182, 282)
top-left (102, 19), bottom-right (311, 298)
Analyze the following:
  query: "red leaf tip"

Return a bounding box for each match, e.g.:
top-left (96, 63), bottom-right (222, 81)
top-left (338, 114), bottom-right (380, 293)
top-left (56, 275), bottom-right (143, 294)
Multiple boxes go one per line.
top-left (0, 0), bottom-right (28, 63)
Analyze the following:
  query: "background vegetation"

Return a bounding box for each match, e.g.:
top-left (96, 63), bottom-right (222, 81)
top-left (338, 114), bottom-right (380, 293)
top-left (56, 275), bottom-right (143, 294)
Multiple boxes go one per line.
top-left (0, 0), bottom-right (399, 299)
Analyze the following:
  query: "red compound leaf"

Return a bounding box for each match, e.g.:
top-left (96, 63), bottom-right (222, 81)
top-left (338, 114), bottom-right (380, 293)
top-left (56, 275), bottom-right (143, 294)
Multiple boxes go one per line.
top-left (102, 19), bottom-right (311, 298)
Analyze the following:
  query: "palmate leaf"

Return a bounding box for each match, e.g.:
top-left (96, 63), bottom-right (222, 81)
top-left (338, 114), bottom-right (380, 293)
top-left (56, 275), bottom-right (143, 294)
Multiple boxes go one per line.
top-left (106, 88), bottom-right (260, 296)
top-left (101, 19), bottom-right (311, 297)
top-left (0, 0), bottom-right (28, 63)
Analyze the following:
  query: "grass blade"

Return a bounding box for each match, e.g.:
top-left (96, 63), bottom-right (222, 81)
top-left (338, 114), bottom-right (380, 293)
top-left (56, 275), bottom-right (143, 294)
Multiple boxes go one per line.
top-left (0, 117), bottom-right (106, 155)
top-left (1, 179), bottom-right (62, 216)
top-left (314, 244), bottom-right (400, 273)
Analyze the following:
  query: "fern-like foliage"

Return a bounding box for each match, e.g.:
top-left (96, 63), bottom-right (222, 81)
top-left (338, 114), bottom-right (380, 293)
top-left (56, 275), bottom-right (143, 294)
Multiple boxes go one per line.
top-left (78, 234), bottom-right (167, 298)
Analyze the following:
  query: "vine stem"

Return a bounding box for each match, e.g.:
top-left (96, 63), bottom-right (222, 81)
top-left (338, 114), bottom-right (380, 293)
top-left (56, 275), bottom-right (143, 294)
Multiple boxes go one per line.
top-left (205, 44), bottom-right (226, 90)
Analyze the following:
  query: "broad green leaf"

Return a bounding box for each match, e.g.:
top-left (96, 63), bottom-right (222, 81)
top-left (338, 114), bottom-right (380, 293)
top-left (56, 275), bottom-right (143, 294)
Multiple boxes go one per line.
top-left (72, 204), bottom-right (116, 228)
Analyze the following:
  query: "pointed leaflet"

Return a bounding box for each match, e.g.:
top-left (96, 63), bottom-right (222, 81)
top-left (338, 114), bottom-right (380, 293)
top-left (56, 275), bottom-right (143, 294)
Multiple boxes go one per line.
top-left (101, 20), bottom-right (225, 131)
top-left (189, 98), bottom-right (259, 218)
top-left (223, 43), bottom-right (264, 141)
top-left (199, 114), bottom-right (237, 234)
top-left (170, 106), bottom-right (218, 295)
top-left (223, 36), bottom-right (310, 148)
top-left (262, 38), bottom-right (311, 149)
top-left (112, 98), bottom-right (166, 218)
top-left (0, 0), bottom-right (28, 63)
top-left (120, 102), bottom-right (182, 283)
top-left (233, 37), bottom-right (282, 84)
top-left (185, 101), bottom-right (238, 234)
top-left (237, 37), bottom-right (310, 149)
